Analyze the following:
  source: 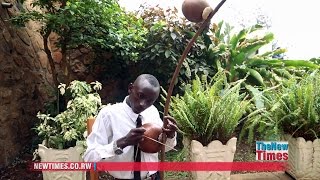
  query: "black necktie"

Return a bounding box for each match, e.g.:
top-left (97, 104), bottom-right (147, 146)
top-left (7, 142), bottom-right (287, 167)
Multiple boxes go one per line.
top-left (134, 115), bottom-right (142, 180)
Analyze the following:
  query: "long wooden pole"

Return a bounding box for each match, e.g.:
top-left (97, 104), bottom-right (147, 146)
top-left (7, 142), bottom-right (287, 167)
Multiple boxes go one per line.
top-left (159, 1), bottom-right (227, 179)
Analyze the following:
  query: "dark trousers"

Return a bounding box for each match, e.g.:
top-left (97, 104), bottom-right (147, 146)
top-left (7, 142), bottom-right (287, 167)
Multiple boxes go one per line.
top-left (115, 171), bottom-right (160, 180)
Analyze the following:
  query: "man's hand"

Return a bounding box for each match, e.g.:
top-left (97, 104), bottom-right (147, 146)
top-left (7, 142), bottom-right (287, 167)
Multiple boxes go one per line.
top-left (162, 116), bottom-right (178, 139)
top-left (117, 128), bottom-right (146, 149)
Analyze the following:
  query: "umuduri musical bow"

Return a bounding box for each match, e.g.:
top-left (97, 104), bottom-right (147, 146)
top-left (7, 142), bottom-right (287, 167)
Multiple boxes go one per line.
top-left (159, 1), bottom-right (227, 179)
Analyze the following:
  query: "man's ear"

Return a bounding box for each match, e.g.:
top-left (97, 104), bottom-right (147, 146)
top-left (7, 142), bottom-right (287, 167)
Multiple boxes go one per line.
top-left (128, 83), bottom-right (133, 94)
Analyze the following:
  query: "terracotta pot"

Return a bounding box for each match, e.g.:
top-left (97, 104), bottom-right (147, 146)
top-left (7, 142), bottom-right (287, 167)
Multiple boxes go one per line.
top-left (182, 0), bottom-right (210, 22)
top-left (139, 123), bottom-right (163, 153)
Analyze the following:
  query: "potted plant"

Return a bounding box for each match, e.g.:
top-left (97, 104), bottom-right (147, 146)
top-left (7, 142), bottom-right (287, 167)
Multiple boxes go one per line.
top-left (168, 71), bottom-right (253, 179)
top-left (241, 71), bottom-right (320, 179)
top-left (34, 80), bottom-right (102, 180)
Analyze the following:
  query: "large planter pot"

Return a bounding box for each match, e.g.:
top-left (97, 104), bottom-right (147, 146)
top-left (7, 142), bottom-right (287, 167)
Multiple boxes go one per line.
top-left (38, 143), bottom-right (85, 180)
top-left (183, 137), bottom-right (237, 180)
top-left (284, 134), bottom-right (320, 179)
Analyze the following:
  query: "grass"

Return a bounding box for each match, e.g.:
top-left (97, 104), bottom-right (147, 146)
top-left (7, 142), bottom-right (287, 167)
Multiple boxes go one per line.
top-left (164, 148), bottom-right (189, 179)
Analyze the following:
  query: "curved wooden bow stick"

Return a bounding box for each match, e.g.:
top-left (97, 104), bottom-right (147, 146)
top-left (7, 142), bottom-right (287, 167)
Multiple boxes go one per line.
top-left (159, 0), bottom-right (227, 179)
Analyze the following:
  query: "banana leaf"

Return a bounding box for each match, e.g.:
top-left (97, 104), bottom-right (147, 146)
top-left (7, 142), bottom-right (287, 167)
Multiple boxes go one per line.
top-left (247, 59), bottom-right (320, 69)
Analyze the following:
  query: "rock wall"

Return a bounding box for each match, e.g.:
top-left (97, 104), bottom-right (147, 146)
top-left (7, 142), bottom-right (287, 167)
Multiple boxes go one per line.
top-left (0, 0), bottom-right (54, 168)
top-left (48, 32), bottom-right (127, 104)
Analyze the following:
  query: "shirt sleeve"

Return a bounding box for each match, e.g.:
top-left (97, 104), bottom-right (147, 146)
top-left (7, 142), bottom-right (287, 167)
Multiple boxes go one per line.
top-left (83, 108), bottom-right (116, 162)
top-left (164, 132), bottom-right (177, 152)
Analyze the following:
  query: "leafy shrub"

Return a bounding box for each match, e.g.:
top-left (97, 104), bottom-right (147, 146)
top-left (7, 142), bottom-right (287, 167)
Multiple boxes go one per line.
top-left (136, 5), bottom-right (212, 86)
top-left (12, 0), bottom-right (147, 85)
top-left (35, 81), bottom-right (102, 149)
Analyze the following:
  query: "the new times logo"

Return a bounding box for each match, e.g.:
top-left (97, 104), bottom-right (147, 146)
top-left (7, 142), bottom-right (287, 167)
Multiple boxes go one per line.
top-left (256, 141), bottom-right (288, 161)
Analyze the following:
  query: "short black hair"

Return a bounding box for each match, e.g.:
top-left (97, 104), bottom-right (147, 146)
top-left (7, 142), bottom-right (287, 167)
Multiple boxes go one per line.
top-left (136, 74), bottom-right (160, 88)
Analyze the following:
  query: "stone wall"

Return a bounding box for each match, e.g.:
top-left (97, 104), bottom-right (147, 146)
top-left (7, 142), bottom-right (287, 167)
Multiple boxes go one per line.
top-left (48, 32), bottom-right (126, 104)
top-left (0, 0), bottom-right (54, 168)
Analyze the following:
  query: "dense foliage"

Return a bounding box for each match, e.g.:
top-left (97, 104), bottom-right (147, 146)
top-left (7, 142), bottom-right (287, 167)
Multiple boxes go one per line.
top-left (206, 21), bottom-right (319, 86)
top-left (13, 1), bottom-right (318, 90)
top-left (12, 0), bottom-right (146, 85)
top-left (241, 71), bottom-right (320, 142)
top-left (12, 0), bottom-right (320, 144)
top-left (35, 81), bottom-right (102, 149)
top-left (136, 5), bottom-right (211, 87)
top-left (169, 71), bottom-right (253, 145)
top-left (137, 8), bottom-right (319, 99)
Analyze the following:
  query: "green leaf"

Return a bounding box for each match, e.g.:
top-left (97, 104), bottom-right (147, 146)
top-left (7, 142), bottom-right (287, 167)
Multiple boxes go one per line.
top-left (183, 61), bottom-right (191, 78)
top-left (165, 50), bottom-right (171, 58)
top-left (170, 32), bottom-right (177, 40)
top-left (230, 29), bottom-right (247, 50)
top-left (233, 52), bottom-right (246, 65)
top-left (247, 68), bottom-right (265, 86)
top-left (248, 59), bottom-right (320, 69)
top-left (246, 85), bottom-right (264, 109)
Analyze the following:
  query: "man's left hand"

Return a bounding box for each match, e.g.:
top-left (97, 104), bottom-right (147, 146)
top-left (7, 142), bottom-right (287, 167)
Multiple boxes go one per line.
top-left (162, 116), bottom-right (178, 139)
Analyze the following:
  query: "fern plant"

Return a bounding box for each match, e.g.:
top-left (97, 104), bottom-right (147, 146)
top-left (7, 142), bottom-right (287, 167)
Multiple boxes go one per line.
top-left (241, 71), bottom-right (320, 142)
top-left (169, 71), bottom-right (252, 146)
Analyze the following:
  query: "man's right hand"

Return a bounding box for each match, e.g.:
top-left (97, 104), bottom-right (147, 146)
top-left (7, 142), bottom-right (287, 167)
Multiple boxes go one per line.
top-left (116, 128), bottom-right (146, 149)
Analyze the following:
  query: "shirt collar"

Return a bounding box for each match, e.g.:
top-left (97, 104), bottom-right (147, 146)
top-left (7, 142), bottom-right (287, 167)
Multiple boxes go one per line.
top-left (123, 96), bottom-right (140, 122)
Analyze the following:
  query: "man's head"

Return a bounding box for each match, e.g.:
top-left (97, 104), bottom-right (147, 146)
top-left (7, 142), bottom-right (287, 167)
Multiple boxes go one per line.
top-left (127, 74), bottom-right (160, 114)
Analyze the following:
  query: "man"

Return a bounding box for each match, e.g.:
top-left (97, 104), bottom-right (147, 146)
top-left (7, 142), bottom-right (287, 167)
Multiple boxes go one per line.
top-left (84, 74), bottom-right (177, 180)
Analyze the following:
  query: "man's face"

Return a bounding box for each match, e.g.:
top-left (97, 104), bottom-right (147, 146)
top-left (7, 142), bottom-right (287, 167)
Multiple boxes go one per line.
top-left (128, 79), bottom-right (160, 114)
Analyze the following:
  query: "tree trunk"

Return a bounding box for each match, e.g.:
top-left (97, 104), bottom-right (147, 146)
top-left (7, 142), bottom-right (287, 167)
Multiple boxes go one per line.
top-left (43, 31), bottom-right (59, 88)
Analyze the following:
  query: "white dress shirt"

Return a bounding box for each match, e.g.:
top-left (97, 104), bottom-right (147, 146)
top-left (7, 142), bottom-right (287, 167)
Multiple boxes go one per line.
top-left (83, 97), bottom-right (177, 179)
